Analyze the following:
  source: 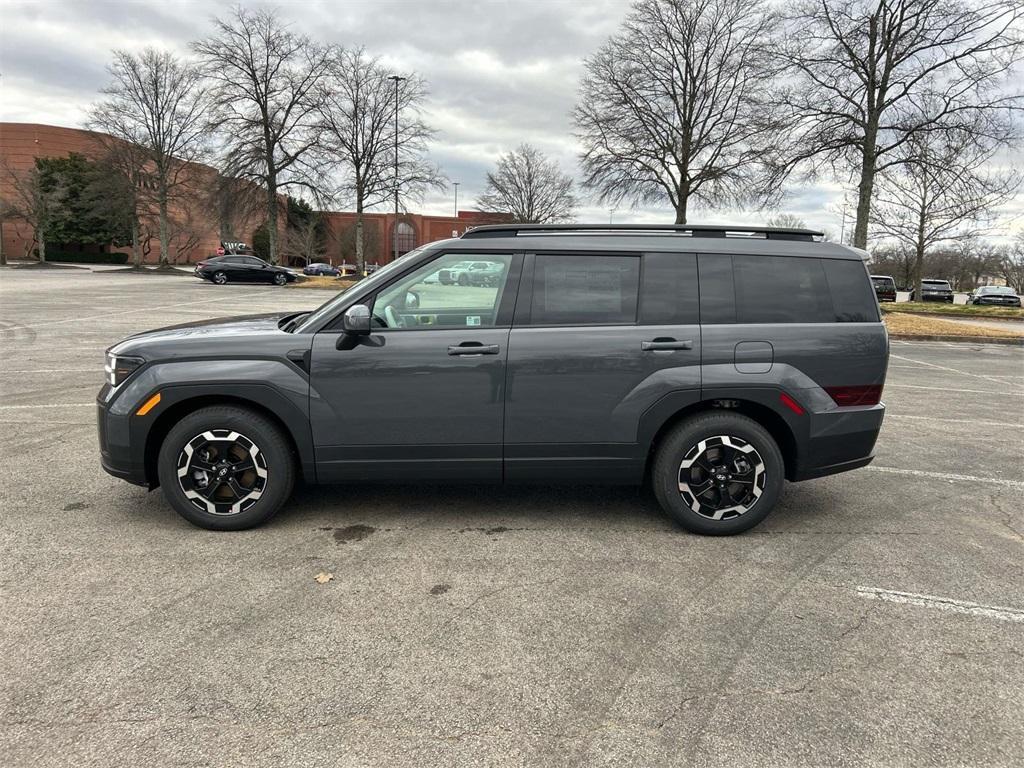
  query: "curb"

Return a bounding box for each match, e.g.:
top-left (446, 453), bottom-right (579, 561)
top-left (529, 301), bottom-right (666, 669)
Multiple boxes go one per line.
top-left (884, 309), bottom-right (1024, 323)
top-left (889, 333), bottom-right (1024, 346)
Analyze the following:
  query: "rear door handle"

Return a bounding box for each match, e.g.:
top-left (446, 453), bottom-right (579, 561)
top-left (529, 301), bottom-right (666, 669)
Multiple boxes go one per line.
top-left (448, 343), bottom-right (500, 356)
top-left (641, 338), bottom-right (693, 351)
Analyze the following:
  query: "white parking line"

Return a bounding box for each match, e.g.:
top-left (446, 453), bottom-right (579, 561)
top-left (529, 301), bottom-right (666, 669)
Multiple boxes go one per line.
top-left (856, 587), bottom-right (1024, 623)
top-left (13, 291), bottom-right (271, 329)
top-left (0, 403), bottom-right (96, 409)
top-left (866, 465), bottom-right (1024, 489)
top-left (1, 369), bottom-right (101, 374)
top-left (889, 353), bottom-right (1016, 386)
top-left (886, 383), bottom-right (1021, 396)
top-left (885, 414), bottom-right (1024, 428)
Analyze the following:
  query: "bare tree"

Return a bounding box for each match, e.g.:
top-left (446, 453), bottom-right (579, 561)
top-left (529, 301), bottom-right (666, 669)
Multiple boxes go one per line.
top-left (869, 121), bottom-right (1021, 300)
top-left (192, 6), bottom-right (332, 264)
top-left (89, 48), bottom-right (209, 267)
top-left (0, 160), bottom-right (66, 262)
top-left (574, 0), bottom-right (782, 224)
top-left (773, 0), bottom-right (1024, 249)
top-left (476, 144), bottom-right (576, 223)
top-left (319, 47), bottom-right (445, 273)
top-left (87, 139), bottom-right (149, 268)
top-left (1004, 232), bottom-right (1024, 292)
top-left (766, 213), bottom-right (808, 229)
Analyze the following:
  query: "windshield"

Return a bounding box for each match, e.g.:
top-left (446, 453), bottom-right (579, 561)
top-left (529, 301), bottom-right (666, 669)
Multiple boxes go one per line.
top-left (923, 281), bottom-right (951, 289)
top-left (293, 246), bottom-right (430, 332)
top-left (871, 276), bottom-right (894, 287)
top-left (981, 286), bottom-right (1014, 294)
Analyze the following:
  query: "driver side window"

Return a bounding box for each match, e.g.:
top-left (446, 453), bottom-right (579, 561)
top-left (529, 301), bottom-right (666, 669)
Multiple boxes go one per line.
top-left (371, 253), bottom-right (514, 330)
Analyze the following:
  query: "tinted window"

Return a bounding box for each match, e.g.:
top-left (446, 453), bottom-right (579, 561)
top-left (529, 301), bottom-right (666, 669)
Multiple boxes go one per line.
top-left (640, 253), bottom-right (698, 325)
top-left (530, 255), bottom-right (639, 325)
top-left (871, 276), bottom-right (895, 288)
top-left (733, 255), bottom-right (832, 324)
top-left (697, 255), bottom-right (736, 324)
top-left (243, 257), bottom-right (265, 266)
top-left (824, 259), bottom-right (880, 322)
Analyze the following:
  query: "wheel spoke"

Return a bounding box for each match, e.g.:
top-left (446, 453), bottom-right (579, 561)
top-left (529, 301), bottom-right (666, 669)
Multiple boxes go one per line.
top-left (198, 479), bottom-right (222, 500)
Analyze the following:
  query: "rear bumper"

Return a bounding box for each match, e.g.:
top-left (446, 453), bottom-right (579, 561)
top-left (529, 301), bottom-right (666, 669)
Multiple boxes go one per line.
top-left (791, 404), bottom-right (884, 482)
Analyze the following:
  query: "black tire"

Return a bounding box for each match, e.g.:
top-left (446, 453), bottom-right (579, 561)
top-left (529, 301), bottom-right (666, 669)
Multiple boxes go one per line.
top-left (458, 273), bottom-right (469, 286)
top-left (273, 272), bottom-right (288, 286)
top-left (157, 405), bottom-right (295, 531)
top-left (213, 271), bottom-right (228, 285)
top-left (651, 411), bottom-right (784, 536)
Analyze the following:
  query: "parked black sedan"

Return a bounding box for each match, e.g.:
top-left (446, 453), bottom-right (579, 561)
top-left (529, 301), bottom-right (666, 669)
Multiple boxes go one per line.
top-left (195, 255), bottom-right (297, 285)
top-left (967, 285), bottom-right (1021, 307)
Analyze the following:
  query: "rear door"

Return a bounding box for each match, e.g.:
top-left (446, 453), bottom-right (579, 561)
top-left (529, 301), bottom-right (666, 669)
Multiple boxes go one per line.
top-left (503, 251), bottom-right (701, 483)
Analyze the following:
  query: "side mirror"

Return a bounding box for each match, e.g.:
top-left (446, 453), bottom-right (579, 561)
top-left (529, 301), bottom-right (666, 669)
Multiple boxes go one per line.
top-left (342, 304), bottom-right (371, 335)
top-left (405, 290), bottom-right (420, 310)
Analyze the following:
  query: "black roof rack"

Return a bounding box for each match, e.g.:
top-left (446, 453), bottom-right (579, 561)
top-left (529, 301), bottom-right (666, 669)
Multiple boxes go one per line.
top-left (460, 223), bottom-right (823, 242)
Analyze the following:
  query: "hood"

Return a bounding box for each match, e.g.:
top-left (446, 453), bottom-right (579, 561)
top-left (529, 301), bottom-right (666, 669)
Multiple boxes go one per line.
top-left (110, 312), bottom-right (302, 357)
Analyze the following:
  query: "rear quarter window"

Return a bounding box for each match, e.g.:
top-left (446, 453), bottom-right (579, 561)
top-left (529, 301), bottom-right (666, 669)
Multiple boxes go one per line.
top-left (824, 259), bottom-right (880, 322)
top-left (732, 254), bottom-right (833, 324)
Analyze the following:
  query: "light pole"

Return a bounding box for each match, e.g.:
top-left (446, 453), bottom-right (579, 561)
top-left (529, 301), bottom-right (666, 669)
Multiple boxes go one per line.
top-left (388, 74), bottom-right (406, 263)
top-left (453, 181), bottom-right (460, 218)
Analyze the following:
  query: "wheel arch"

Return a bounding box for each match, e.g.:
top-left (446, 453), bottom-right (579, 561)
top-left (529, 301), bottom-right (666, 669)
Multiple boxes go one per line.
top-left (142, 391), bottom-right (314, 488)
top-left (642, 395), bottom-right (800, 482)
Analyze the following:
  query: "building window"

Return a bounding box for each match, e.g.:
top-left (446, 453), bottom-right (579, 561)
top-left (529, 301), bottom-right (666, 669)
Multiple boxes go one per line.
top-left (394, 221), bottom-right (416, 254)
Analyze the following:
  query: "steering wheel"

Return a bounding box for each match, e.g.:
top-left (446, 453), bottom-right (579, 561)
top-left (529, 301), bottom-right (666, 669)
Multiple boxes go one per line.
top-left (384, 304), bottom-right (402, 329)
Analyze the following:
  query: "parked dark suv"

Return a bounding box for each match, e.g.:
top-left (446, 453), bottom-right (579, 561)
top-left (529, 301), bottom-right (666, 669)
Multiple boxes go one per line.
top-left (98, 224), bottom-right (888, 535)
top-left (870, 274), bottom-right (897, 302)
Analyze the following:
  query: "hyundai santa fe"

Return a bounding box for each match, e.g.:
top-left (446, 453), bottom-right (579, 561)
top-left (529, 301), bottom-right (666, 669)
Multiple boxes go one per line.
top-left (98, 224), bottom-right (888, 535)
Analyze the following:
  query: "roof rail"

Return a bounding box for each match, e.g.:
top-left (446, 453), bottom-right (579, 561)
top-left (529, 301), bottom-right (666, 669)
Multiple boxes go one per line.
top-left (460, 223), bottom-right (823, 242)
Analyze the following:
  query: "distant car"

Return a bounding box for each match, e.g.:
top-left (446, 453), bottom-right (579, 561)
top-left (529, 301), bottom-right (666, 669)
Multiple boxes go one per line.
top-left (304, 263), bottom-right (340, 277)
top-left (910, 279), bottom-right (954, 302)
top-left (870, 275), bottom-right (897, 302)
top-left (194, 255), bottom-right (296, 286)
top-left (967, 285), bottom-right (1021, 307)
top-left (439, 260), bottom-right (504, 287)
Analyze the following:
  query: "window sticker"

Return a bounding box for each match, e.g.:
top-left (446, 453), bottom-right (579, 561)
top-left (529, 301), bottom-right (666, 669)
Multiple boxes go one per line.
top-left (466, 316), bottom-right (481, 326)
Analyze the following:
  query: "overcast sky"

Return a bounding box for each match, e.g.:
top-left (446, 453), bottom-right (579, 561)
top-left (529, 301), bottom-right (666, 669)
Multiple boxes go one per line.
top-left (1, 0), bottom-right (1021, 240)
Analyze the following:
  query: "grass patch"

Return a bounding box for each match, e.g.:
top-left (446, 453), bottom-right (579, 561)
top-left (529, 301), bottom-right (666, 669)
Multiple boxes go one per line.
top-left (881, 301), bottom-right (1023, 319)
top-left (883, 312), bottom-right (1022, 339)
top-left (289, 276), bottom-right (359, 290)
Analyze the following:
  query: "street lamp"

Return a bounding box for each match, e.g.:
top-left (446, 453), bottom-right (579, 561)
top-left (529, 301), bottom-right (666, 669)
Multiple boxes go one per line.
top-left (453, 181), bottom-right (460, 218)
top-left (387, 74), bottom-right (406, 263)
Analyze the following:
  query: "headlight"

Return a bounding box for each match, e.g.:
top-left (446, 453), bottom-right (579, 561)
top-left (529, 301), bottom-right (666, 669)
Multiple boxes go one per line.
top-left (105, 353), bottom-right (144, 387)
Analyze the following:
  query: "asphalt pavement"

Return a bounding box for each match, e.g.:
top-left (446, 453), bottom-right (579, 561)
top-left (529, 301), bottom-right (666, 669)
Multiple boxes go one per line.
top-left (1, 269), bottom-right (1022, 767)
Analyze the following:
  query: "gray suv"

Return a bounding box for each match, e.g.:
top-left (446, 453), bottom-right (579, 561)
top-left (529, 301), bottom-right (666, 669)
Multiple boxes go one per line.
top-left (98, 224), bottom-right (888, 535)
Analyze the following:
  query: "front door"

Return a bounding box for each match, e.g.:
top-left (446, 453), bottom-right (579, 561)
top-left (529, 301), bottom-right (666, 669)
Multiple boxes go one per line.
top-left (309, 251), bottom-right (522, 482)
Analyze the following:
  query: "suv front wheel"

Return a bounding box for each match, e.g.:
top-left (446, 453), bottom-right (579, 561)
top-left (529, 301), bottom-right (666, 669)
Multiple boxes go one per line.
top-left (157, 405), bottom-right (295, 530)
top-left (652, 412), bottom-right (784, 535)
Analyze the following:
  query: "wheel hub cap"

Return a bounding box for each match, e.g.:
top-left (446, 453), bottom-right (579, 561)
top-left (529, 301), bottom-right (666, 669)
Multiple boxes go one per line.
top-left (677, 435), bottom-right (766, 521)
top-left (176, 429), bottom-right (268, 516)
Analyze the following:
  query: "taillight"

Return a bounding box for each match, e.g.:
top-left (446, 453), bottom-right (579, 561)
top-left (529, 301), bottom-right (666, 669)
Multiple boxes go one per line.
top-left (825, 385), bottom-right (883, 407)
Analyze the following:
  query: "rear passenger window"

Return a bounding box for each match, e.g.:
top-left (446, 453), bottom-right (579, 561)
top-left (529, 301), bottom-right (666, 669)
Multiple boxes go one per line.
top-left (530, 255), bottom-right (639, 325)
top-left (733, 255), bottom-right (832, 324)
top-left (824, 259), bottom-right (880, 321)
top-left (640, 253), bottom-right (698, 325)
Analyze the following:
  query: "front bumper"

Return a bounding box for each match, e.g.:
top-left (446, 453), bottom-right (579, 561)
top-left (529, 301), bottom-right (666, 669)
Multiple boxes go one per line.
top-left (790, 404), bottom-right (884, 481)
top-left (97, 389), bottom-right (149, 486)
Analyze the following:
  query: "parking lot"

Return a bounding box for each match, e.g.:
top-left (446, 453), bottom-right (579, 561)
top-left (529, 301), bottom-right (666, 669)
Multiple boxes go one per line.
top-left (1, 269), bottom-right (1022, 767)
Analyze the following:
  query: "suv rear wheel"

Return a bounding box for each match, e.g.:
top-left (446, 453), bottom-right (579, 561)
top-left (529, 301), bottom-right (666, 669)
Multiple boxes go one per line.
top-left (652, 412), bottom-right (784, 535)
top-left (157, 405), bottom-right (295, 531)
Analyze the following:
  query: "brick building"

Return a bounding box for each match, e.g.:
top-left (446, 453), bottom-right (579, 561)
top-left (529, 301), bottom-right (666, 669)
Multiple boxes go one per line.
top-left (0, 122), bottom-right (500, 265)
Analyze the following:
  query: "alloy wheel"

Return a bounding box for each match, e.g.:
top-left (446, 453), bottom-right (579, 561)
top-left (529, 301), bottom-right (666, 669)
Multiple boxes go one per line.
top-left (176, 429), bottom-right (268, 516)
top-left (213, 272), bottom-right (227, 285)
top-left (677, 435), bottom-right (766, 520)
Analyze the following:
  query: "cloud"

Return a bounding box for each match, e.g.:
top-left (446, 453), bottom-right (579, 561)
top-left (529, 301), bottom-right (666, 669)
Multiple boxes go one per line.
top-left (1, 0), bottom-right (1020, 242)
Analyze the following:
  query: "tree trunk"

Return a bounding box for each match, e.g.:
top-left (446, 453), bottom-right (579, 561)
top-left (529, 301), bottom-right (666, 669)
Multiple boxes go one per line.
top-left (674, 188), bottom-right (688, 225)
top-left (853, 125), bottom-right (879, 250)
top-left (131, 217), bottom-right (141, 269)
top-left (38, 232), bottom-right (46, 262)
top-left (158, 190), bottom-right (170, 267)
top-left (266, 180), bottom-right (279, 265)
top-left (355, 194), bottom-right (365, 276)
top-left (0, 221), bottom-right (6, 266)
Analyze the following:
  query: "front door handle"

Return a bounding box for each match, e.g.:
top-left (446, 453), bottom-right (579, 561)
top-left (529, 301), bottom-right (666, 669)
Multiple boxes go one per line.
top-left (448, 342), bottom-right (500, 356)
top-left (641, 338), bottom-right (693, 351)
